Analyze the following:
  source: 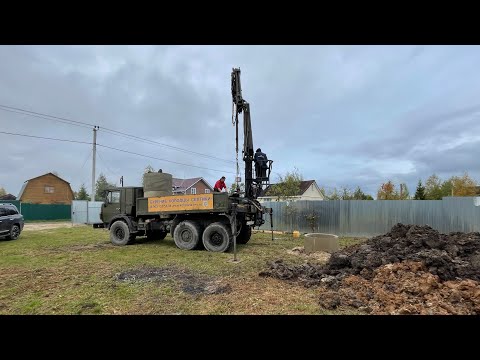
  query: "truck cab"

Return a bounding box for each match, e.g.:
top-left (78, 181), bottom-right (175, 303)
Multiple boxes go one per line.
top-left (101, 187), bottom-right (143, 225)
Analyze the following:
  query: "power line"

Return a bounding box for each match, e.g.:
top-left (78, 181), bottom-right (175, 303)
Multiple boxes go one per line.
top-left (97, 149), bottom-right (122, 179)
top-left (77, 149), bottom-right (93, 189)
top-left (97, 143), bottom-right (236, 174)
top-left (0, 103), bottom-right (235, 163)
top-left (0, 130), bottom-right (235, 175)
top-left (99, 128), bottom-right (235, 164)
top-left (0, 105), bottom-right (93, 130)
top-left (80, 149), bottom-right (92, 171)
top-left (0, 130), bottom-right (91, 145)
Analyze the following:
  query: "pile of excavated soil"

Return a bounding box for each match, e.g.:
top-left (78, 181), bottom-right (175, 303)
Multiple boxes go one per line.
top-left (286, 247), bottom-right (331, 263)
top-left (318, 261), bottom-right (480, 315)
top-left (259, 223), bottom-right (480, 314)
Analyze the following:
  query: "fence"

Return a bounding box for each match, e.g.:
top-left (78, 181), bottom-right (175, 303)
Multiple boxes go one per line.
top-left (71, 201), bottom-right (104, 225)
top-left (1, 200), bottom-right (21, 209)
top-left (0, 200), bottom-right (71, 221)
top-left (258, 197), bottom-right (480, 237)
top-left (19, 203), bottom-right (71, 221)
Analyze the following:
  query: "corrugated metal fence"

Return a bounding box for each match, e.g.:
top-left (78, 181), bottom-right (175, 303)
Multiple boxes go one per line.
top-left (0, 200), bottom-right (71, 221)
top-left (1, 200), bottom-right (21, 209)
top-left (20, 203), bottom-right (71, 221)
top-left (259, 197), bottom-right (480, 237)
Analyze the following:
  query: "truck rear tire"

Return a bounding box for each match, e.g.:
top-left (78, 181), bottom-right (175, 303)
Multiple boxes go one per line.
top-left (110, 220), bottom-right (135, 246)
top-left (173, 220), bottom-right (202, 250)
top-left (202, 222), bottom-right (232, 253)
top-left (236, 224), bottom-right (252, 244)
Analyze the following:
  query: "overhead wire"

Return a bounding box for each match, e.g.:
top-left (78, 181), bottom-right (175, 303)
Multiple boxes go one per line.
top-left (97, 143), bottom-right (236, 174)
top-left (0, 103), bottom-right (235, 163)
top-left (0, 130), bottom-right (236, 175)
top-left (77, 149), bottom-right (93, 191)
top-left (0, 130), bottom-right (92, 144)
top-left (96, 149), bottom-right (123, 179)
top-left (0, 105), bottom-right (93, 129)
top-left (99, 128), bottom-right (236, 164)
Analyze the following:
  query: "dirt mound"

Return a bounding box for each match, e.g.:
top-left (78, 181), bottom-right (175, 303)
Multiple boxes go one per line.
top-left (318, 261), bottom-right (480, 315)
top-left (261, 223), bottom-right (480, 284)
top-left (287, 247), bottom-right (331, 263)
top-left (259, 223), bottom-right (480, 314)
top-left (116, 266), bottom-right (231, 295)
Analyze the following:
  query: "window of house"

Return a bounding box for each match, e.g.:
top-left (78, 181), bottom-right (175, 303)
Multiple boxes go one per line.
top-left (205, 189), bottom-right (210, 194)
top-left (44, 186), bottom-right (55, 193)
top-left (191, 188), bottom-right (197, 195)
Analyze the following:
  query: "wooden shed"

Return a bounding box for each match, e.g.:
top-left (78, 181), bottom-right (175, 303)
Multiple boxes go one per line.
top-left (18, 173), bottom-right (75, 204)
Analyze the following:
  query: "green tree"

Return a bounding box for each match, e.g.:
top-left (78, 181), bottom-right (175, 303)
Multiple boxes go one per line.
top-left (304, 209), bottom-right (318, 232)
top-left (95, 173), bottom-right (115, 201)
top-left (76, 183), bottom-right (91, 201)
top-left (142, 165), bottom-right (156, 187)
top-left (326, 188), bottom-right (341, 200)
top-left (399, 183), bottom-right (410, 200)
top-left (352, 186), bottom-right (374, 200)
top-left (0, 187), bottom-right (6, 197)
top-left (341, 187), bottom-right (352, 200)
top-left (425, 174), bottom-right (443, 200)
top-left (414, 180), bottom-right (426, 200)
top-left (449, 172), bottom-right (478, 196)
top-left (440, 179), bottom-right (453, 198)
top-left (377, 180), bottom-right (399, 200)
top-left (270, 167), bottom-right (303, 201)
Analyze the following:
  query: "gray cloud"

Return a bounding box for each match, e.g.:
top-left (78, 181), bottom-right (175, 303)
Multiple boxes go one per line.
top-left (1, 45), bottom-right (480, 200)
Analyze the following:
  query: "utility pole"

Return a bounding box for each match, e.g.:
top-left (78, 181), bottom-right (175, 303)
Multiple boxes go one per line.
top-left (92, 126), bottom-right (99, 201)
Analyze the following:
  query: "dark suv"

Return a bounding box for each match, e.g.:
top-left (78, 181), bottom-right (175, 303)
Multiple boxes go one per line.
top-left (0, 203), bottom-right (24, 240)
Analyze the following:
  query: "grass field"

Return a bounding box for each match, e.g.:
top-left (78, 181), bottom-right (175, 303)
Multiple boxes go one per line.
top-left (0, 225), bottom-right (365, 315)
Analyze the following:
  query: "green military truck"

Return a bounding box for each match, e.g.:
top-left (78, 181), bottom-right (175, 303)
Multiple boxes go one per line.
top-left (100, 67), bottom-right (273, 252)
top-left (100, 181), bottom-right (269, 252)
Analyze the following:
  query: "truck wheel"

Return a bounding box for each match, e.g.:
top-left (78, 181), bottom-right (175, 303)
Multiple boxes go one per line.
top-left (170, 218), bottom-right (181, 238)
top-left (202, 222), bottom-right (232, 253)
top-left (110, 220), bottom-right (135, 246)
top-left (236, 224), bottom-right (252, 244)
top-left (147, 230), bottom-right (168, 241)
top-left (173, 221), bottom-right (202, 250)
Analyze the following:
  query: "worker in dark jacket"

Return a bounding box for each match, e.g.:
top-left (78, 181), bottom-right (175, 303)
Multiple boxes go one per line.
top-left (214, 176), bottom-right (227, 192)
top-left (254, 148), bottom-right (268, 179)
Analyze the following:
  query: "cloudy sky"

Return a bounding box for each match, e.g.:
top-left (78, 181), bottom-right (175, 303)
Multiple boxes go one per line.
top-left (1, 45), bottom-right (480, 198)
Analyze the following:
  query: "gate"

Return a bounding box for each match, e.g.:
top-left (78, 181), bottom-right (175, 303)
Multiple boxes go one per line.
top-left (71, 201), bottom-right (104, 225)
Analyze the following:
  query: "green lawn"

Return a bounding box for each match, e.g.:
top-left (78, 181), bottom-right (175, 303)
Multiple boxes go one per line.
top-left (0, 226), bottom-right (365, 315)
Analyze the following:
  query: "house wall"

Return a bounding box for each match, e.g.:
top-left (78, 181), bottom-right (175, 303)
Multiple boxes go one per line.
top-left (20, 174), bottom-right (74, 204)
top-left (188, 180), bottom-right (212, 195)
top-left (258, 182), bottom-right (324, 202)
top-left (299, 183), bottom-right (324, 200)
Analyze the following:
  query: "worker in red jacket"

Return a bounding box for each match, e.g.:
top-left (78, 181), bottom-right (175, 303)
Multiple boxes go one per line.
top-left (214, 176), bottom-right (227, 192)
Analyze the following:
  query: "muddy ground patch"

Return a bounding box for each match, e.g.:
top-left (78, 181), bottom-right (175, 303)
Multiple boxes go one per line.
top-left (116, 266), bottom-right (232, 295)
